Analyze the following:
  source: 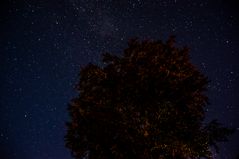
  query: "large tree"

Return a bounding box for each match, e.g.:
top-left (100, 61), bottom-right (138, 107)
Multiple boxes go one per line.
top-left (65, 37), bottom-right (233, 159)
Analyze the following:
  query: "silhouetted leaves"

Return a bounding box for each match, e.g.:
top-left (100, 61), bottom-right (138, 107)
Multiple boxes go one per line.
top-left (65, 37), bottom-right (233, 159)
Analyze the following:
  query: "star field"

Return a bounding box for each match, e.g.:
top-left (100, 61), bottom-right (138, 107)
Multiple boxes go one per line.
top-left (1, 0), bottom-right (239, 159)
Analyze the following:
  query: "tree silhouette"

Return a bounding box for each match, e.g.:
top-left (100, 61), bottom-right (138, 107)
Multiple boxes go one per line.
top-left (65, 37), bottom-right (233, 159)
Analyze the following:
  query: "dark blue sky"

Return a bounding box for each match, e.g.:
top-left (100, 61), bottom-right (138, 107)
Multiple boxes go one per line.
top-left (1, 0), bottom-right (239, 159)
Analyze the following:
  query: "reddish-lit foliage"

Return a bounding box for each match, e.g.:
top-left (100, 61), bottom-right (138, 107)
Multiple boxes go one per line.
top-left (65, 37), bottom-right (233, 159)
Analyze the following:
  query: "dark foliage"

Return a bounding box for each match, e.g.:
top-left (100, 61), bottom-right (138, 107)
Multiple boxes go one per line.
top-left (65, 37), bottom-right (233, 159)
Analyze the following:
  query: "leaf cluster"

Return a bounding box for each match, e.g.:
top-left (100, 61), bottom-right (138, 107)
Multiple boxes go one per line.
top-left (65, 37), bottom-right (233, 159)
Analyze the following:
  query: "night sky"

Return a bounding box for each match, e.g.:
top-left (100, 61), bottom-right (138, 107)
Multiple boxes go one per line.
top-left (1, 0), bottom-right (239, 159)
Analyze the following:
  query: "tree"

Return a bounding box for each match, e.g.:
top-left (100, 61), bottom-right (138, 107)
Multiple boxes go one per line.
top-left (65, 37), bottom-right (233, 159)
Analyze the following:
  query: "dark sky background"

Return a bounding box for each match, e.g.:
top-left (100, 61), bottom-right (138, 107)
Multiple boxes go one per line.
top-left (1, 0), bottom-right (239, 159)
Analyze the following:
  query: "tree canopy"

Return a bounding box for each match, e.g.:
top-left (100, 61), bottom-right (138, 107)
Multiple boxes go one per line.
top-left (65, 37), bottom-right (233, 159)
